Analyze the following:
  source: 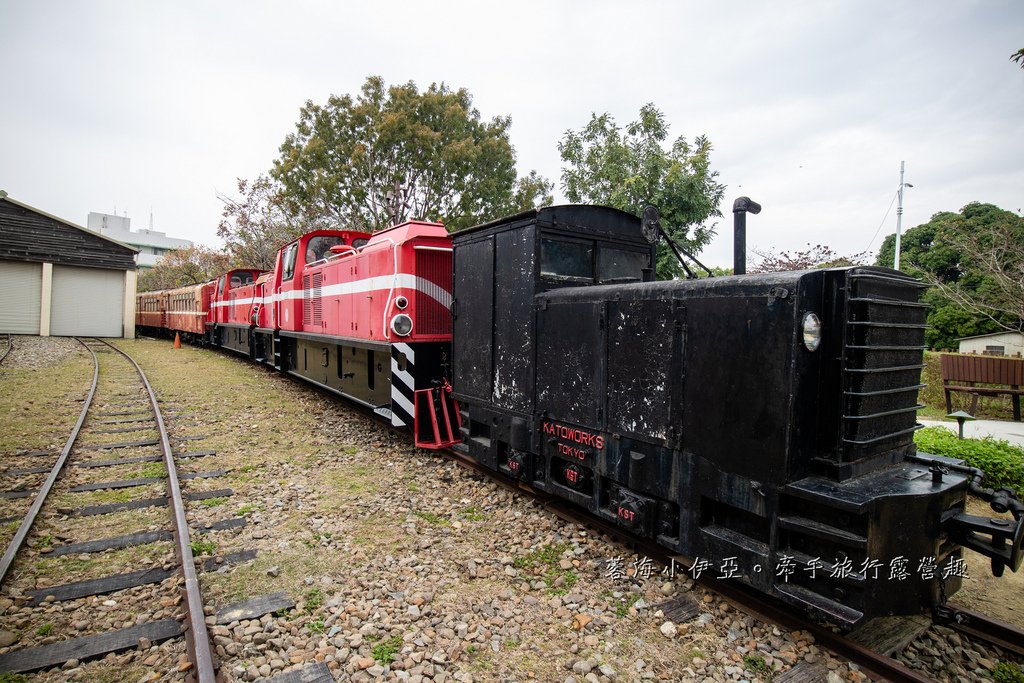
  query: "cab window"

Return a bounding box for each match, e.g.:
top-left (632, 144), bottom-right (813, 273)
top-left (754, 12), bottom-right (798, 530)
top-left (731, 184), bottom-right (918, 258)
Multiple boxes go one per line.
top-left (282, 243), bottom-right (299, 281)
top-left (540, 239), bottom-right (593, 283)
top-left (597, 247), bottom-right (648, 283)
top-left (230, 271), bottom-right (254, 288)
top-left (305, 235), bottom-right (346, 264)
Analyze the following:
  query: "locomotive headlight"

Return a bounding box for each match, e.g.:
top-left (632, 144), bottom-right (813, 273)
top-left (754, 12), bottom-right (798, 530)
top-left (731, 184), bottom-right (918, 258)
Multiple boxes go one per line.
top-left (802, 312), bottom-right (822, 351)
top-left (390, 314), bottom-right (413, 337)
top-left (395, 296), bottom-right (409, 310)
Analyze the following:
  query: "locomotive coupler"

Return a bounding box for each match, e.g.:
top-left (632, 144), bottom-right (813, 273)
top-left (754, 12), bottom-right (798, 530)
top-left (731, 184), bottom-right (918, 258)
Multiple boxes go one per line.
top-left (947, 482), bottom-right (1024, 577)
top-left (910, 454), bottom-right (1024, 576)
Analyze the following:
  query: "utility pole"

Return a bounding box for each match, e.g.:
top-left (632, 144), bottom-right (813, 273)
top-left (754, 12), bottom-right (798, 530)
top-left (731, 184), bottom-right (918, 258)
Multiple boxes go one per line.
top-left (894, 161), bottom-right (913, 270)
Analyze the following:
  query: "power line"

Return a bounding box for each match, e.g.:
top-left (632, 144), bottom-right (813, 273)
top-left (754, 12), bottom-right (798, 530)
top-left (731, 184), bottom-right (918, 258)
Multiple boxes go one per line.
top-left (866, 190), bottom-right (899, 253)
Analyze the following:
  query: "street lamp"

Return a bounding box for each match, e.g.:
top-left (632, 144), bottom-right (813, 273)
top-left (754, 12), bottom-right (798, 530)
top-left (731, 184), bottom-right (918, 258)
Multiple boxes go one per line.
top-left (893, 161), bottom-right (914, 270)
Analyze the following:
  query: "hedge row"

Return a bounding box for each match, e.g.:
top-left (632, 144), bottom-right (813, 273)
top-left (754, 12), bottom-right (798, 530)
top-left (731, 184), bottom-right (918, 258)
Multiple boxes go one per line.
top-left (914, 426), bottom-right (1024, 495)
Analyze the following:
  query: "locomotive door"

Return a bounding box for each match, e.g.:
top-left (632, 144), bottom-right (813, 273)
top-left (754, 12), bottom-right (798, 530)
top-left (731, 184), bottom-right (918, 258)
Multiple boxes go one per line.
top-left (452, 238), bottom-right (494, 403)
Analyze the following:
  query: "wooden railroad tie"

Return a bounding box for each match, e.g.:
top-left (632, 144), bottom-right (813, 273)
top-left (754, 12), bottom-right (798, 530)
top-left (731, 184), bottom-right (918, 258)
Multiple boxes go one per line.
top-left (69, 488), bottom-right (233, 517)
top-left (215, 592), bottom-right (294, 625)
top-left (48, 530), bottom-right (173, 556)
top-left (262, 662), bottom-right (334, 683)
top-left (80, 438), bottom-right (160, 451)
top-left (0, 620), bottom-right (182, 674)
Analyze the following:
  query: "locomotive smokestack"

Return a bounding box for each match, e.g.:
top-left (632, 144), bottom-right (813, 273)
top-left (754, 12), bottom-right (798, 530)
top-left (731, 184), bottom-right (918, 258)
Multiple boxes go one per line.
top-left (732, 197), bottom-right (761, 275)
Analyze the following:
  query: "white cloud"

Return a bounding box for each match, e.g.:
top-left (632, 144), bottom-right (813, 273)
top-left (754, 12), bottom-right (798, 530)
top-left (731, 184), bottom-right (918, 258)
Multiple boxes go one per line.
top-left (1, 0), bottom-right (1021, 266)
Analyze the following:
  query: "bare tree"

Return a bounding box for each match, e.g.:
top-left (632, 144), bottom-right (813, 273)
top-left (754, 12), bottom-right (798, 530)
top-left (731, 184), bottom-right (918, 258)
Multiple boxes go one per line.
top-left (137, 245), bottom-right (229, 291)
top-left (919, 217), bottom-right (1024, 332)
top-left (749, 244), bottom-right (869, 273)
top-left (217, 175), bottom-right (303, 270)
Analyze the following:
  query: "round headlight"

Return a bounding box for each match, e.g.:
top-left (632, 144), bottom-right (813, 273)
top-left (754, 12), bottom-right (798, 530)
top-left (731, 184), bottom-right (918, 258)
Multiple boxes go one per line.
top-left (802, 312), bottom-right (822, 351)
top-left (391, 314), bottom-right (413, 337)
top-left (395, 296), bottom-right (409, 310)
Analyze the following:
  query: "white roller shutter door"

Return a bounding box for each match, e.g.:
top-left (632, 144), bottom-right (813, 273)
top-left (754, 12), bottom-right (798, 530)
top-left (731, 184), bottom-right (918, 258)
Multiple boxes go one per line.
top-left (0, 260), bottom-right (42, 334)
top-left (50, 266), bottom-right (124, 337)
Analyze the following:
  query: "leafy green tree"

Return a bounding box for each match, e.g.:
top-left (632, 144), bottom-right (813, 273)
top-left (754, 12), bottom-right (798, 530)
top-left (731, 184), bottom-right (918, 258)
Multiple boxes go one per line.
top-left (217, 175), bottom-right (303, 270)
top-left (558, 104), bottom-right (725, 279)
top-left (272, 76), bottom-right (552, 233)
top-left (137, 245), bottom-right (229, 292)
top-left (876, 202), bottom-right (1024, 349)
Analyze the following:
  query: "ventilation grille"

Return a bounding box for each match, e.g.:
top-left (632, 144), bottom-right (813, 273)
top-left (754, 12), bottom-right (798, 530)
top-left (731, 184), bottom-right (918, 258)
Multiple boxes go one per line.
top-left (415, 250), bottom-right (452, 336)
top-left (840, 270), bottom-right (928, 462)
top-left (302, 273), bottom-right (323, 326)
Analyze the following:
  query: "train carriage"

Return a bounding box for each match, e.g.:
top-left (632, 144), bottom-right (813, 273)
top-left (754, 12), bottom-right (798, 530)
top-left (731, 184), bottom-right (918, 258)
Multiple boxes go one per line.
top-left (163, 282), bottom-right (213, 342)
top-left (136, 291), bottom-right (165, 330)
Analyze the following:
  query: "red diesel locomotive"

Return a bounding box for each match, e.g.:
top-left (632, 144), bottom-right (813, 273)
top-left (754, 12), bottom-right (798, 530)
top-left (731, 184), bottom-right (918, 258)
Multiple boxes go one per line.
top-left (137, 220), bottom-right (458, 447)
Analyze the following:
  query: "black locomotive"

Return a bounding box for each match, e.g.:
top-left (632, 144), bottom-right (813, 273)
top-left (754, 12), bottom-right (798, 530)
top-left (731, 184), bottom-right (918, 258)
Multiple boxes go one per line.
top-left (450, 204), bottom-right (1024, 627)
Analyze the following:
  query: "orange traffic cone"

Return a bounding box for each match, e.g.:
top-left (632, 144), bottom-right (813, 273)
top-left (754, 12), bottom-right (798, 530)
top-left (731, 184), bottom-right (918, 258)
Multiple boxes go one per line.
top-left (173, 332), bottom-right (181, 349)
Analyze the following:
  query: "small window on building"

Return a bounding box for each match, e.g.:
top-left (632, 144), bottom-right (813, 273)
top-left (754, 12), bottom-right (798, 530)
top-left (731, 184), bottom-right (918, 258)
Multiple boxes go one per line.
top-left (984, 345), bottom-right (1005, 356)
top-left (598, 247), bottom-right (648, 283)
top-left (541, 239), bottom-right (593, 283)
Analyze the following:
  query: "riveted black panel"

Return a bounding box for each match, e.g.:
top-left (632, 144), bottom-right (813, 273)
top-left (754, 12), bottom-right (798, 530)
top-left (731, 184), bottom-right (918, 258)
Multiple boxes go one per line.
top-left (536, 301), bottom-right (604, 427)
top-left (492, 226), bottom-right (535, 413)
top-left (607, 299), bottom-right (682, 441)
top-left (453, 238), bottom-right (494, 402)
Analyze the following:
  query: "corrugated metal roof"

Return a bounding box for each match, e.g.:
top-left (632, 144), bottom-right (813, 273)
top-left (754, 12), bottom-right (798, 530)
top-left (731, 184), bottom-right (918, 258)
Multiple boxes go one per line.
top-left (956, 331), bottom-right (1024, 341)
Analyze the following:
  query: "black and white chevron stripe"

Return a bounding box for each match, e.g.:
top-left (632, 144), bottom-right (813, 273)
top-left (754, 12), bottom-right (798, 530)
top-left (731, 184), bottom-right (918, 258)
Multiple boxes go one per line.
top-left (390, 342), bottom-right (416, 429)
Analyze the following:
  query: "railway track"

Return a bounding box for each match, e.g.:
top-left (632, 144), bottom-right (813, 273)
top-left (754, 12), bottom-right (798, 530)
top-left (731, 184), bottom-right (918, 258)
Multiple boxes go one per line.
top-left (440, 442), bottom-right (1024, 683)
top-left (0, 334), bottom-right (12, 365)
top-left (0, 338), bottom-right (216, 680)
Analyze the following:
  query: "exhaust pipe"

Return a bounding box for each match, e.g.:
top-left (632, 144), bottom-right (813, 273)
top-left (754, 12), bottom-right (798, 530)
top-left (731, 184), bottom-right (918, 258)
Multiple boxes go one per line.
top-left (732, 197), bottom-right (761, 275)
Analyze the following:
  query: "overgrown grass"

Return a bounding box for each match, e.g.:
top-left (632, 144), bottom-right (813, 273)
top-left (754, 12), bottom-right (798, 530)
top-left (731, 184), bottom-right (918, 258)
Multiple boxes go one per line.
top-left (992, 661), bottom-right (1024, 683)
top-left (304, 588), bottom-right (324, 613)
top-left (190, 536), bottom-right (216, 555)
top-left (914, 427), bottom-right (1024, 495)
top-left (414, 510), bottom-right (447, 526)
top-left (513, 543), bottom-right (568, 570)
top-left (743, 654), bottom-right (772, 679)
top-left (372, 634), bottom-right (403, 664)
top-left (614, 592), bottom-right (641, 617)
top-left (461, 506), bottom-right (486, 521)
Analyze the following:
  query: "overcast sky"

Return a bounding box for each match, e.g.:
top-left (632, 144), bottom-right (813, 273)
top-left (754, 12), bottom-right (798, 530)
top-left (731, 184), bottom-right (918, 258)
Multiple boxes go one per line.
top-left (1, 1), bottom-right (1021, 268)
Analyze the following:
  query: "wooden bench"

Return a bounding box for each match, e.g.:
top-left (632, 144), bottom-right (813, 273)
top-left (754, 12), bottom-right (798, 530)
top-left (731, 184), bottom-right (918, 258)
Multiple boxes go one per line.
top-left (941, 354), bottom-right (1023, 422)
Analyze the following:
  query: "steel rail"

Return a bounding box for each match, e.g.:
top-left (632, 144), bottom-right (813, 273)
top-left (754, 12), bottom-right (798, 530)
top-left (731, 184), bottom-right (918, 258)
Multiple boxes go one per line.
top-left (440, 446), bottom-right (946, 683)
top-left (98, 339), bottom-right (217, 683)
top-left (541, 496), bottom-right (940, 683)
top-left (0, 334), bottom-right (12, 364)
top-left (0, 338), bottom-right (99, 585)
top-left (940, 605), bottom-right (1024, 657)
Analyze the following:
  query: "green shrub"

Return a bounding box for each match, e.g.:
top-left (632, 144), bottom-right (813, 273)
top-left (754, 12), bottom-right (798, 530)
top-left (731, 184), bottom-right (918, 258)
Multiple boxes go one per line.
top-left (914, 427), bottom-right (1024, 495)
top-left (992, 661), bottom-right (1024, 683)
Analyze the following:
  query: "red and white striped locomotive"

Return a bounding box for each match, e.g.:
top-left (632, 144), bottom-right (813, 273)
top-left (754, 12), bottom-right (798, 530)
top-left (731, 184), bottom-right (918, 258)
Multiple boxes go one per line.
top-left (137, 220), bottom-right (458, 447)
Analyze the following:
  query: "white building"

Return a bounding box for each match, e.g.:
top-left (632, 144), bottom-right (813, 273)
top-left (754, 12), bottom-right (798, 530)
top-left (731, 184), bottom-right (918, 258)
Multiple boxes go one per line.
top-left (88, 212), bottom-right (192, 268)
top-left (957, 331), bottom-right (1024, 357)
